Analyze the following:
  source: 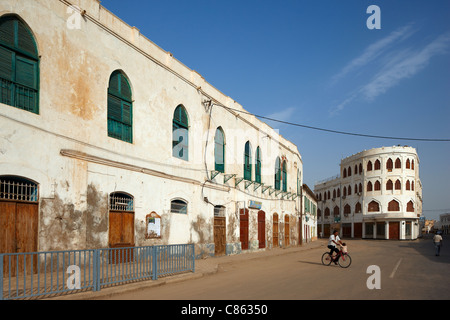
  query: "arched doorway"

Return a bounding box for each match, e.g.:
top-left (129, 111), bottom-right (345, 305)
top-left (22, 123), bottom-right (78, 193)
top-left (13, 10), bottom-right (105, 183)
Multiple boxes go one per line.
top-left (0, 176), bottom-right (39, 276)
top-left (257, 211), bottom-right (265, 249)
top-left (273, 213), bottom-right (279, 248)
top-left (109, 192), bottom-right (135, 263)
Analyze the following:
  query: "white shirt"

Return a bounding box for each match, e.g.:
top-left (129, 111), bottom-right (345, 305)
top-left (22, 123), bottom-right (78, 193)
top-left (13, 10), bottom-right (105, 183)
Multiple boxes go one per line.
top-left (328, 234), bottom-right (341, 247)
top-left (433, 234), bottom-right (443, 243)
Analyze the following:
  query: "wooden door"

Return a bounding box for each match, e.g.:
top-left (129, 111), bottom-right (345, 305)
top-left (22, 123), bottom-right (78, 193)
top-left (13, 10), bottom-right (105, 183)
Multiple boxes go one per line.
top-left (354, 223), bottom-right (362, 238)
top-left (284, 215), bottom-right (290, 247)
top-left (342, 223), bottom-right (352, 238)
top-left (109, 211), bottom-right (135, 263)
top-left (257, 211), bottom-right (265, 249)
top-left (0, 201), bottom-right (38, 277)
top-left (273, 213), bottom-right (279, 248)
top-left (239, 209), bottom-right (249, 250)
top-left (389, 222), bottom-right (400, 240)
top-left (214, 217), bottom-right (226, 256)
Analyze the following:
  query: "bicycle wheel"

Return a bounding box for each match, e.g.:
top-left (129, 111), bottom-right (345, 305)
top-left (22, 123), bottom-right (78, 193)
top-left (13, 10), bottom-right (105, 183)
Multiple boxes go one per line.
top-left (338, 253), bottom-right (352, 268)
top-left (321, 252), bottom-right (332, 266)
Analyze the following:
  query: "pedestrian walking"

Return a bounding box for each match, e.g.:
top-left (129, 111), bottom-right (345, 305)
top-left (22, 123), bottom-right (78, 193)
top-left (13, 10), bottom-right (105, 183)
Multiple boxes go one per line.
top-left (433, 232), bottom-right (443, 256)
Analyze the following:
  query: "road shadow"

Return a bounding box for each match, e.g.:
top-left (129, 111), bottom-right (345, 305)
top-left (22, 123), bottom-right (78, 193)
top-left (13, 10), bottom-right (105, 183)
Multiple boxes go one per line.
top-left (296, 260), bottom-right (324, 266)
top-left (397, 234), bottom-right (450, 264)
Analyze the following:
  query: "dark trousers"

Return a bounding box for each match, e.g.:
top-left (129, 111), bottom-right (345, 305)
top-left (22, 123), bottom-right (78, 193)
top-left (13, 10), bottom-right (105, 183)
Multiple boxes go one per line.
top-left (328, 245), bottom-right (339, 258)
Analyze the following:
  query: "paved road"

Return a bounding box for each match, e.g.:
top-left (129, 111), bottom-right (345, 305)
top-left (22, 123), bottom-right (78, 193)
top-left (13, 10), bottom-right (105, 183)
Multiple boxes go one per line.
top-left (103, 235), bottom-right (450, 300)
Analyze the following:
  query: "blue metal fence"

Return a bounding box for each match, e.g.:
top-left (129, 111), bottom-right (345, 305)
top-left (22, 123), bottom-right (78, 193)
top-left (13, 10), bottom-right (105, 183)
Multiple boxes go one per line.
top-left (0, 244), bottom-right (195, 300)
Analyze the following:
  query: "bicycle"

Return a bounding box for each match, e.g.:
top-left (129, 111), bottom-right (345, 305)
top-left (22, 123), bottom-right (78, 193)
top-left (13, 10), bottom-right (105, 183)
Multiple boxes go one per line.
top-left (321, 245), bottom-right (352, 268)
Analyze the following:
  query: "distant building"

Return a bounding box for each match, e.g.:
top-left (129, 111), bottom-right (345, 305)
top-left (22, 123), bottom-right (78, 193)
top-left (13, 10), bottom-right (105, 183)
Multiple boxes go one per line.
top-left (302, 184), bottom-right (318, 242)
top-left (314, 146), bottom-right (422, 240)
top-left (439, 214), bottom-right (450, 235)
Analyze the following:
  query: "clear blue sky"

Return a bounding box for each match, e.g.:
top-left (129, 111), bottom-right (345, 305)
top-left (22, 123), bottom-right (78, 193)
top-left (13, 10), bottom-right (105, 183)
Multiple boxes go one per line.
top-left (101, 0), bottom-right (450, 220)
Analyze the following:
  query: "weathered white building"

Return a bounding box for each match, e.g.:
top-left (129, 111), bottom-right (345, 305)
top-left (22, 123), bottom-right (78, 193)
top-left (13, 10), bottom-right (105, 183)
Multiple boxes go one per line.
top-left (0, 0), bottom-right (305, 258)
top-left (301, 184), bottom-right (317, 243)
top-left (315, 146), bottom-right (422, 240)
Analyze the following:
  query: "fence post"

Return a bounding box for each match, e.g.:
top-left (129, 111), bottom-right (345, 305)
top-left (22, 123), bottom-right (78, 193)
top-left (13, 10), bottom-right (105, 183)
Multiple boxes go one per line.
top-left (152, 246), bottom-right (158, 281)
top-left (0, 254), bottom-right (3, 300)
top-left (192, 244), bottom-right (195, 273)
top-left (93, 249), bottom-right (100, 292)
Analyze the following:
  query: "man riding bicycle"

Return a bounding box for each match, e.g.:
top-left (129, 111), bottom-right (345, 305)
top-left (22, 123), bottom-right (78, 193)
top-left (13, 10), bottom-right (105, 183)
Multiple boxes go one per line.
top-left (328, 230), bottom-right (343, 263)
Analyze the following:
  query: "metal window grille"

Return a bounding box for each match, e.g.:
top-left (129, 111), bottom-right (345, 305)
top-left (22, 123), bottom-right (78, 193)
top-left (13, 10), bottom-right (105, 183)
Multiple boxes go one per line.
top-left (0, 178), bottom-right (38, 202)
top-left (109, 193), bottom-right (134, 211)
top-left (171, 200), bottom-right (187, 214)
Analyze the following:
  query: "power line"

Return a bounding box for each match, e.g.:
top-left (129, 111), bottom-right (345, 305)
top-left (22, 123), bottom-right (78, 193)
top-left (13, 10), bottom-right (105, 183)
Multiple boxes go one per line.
top-left (217, 104), bottom-right (450, 142)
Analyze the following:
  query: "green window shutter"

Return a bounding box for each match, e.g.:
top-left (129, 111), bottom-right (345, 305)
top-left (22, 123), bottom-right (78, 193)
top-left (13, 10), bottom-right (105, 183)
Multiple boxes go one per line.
top-left (0, 16), bottom-right (39, 114)
top-left (255, 147), bottom-right (261, 184)
top-left (275, 157), bottom-right (281, 190)
top-left (244, 141), bottom-right (252, 181)
top-left (107, 71), bottom-right (133, 143)
top-left (172, 105), bottom-right (189, 160)
top-left (17, 20), bottom-right (38, 58)
top-left (0, 18), bottom-right (15, 48)
top-left (0, 46), bottom-right (13, 80)
top-left (15, 56), bottom-right (37, 89)
top-left (214, 127), bottom-right (225, 173)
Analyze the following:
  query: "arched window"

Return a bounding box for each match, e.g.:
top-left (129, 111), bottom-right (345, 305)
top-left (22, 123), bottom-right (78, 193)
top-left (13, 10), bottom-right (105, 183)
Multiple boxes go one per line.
top-left (324, 207), bottom-right (330, 217)
top-left (386, 158), bottom-right (393, 171)
top-left (243, 141), bottom-right (252, 181)
top-left (411, 181), bottom-right (414, 191)
top-left (354, 165), bottom-right (358, 175)
top-left (333, 189), bottom-right (336, 199)
top-left (406, 180), bottom-right (410, 190)
top-left (374, 159), bottom-right (381, 170)
top-left (274, 157), bottom-right (281, 190)
top-left (388, 200), bottom-right (400, 211)
top-left (368, 201), bottom-right (380, 212)
top-left (359, 183), bottom-right (362, 193)
top-left (367, 161), bottom-right (373, 171)
top-left (407, 201), bottom-right (414, 212)
top-left (337, 188), bottom-right (340, 198)
top-left (374, 180), bottom-right (381, 191)
top-left (343, 186), bottom-right (347, 197)
top-left (355, 202), bottom-right (362, 213)
top-left (348, 166), bottom-right (352, 177)
top-left (255, 147), bottom-right (262, 184)
top-left (343, 168), bottom-right (347, 178)
top-left (327, 190), bottom-right (330, 199)
top-left (0, 175), bottom-right (38, 202)
top-left (386, 179), bottom-right (393, 190)
top-left (367, 181), bottom-right (373, 192)
top-left (214, 127), bottom-right (225, 173)
top-left (0, 15), bottom-right (39, 113)
top-left (395, 179), bottom-right (401, 190)
top-left (348, 185), bottom-right (352, 195)
top-left (344, 204), bottom-right (351, 215)
top-left (282, 160), bottom-right (287, 192)
top-left (395, 158), bottom-right (401, 169)
top-left (411, 160), bottom-right (415, 170)
top-left (109, 192), bottom-right (134, 212)
top-left (406, 159), bottom-right (411, 169)
top-left (333, 206), bottom-right (340, 217)
top-left (171, 199), bottom-right (188, 214)
top-left (359, 163), bottom-right (363, 174)
top-left (108, 70), bottom-right (133, 143)
top-left (172, 105), bottom-right (189, 160)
